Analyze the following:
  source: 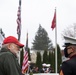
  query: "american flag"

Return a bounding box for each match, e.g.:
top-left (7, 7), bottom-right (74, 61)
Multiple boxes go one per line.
top-left (17, 0), bottom-right (21, 41)
top-left (22, 33), bottom-right (28, 74)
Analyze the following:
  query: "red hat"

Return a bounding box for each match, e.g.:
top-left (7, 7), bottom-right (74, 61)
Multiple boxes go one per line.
top-left (3, 36), bottom-right (24, 48)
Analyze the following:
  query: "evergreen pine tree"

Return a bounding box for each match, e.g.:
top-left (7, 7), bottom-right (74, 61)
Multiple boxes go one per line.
top-left (57, 44), bottom-right (62, 72)
top-left (43, 50), bottom-right (48, 64)
top-left (32, 24), bottom-right (53, 50)
top-left (51, 48), bottom-right (55, 73)
top-left (28, 48), bottom-right (31, 61)
top-left (48, 51), bottom-right (52, 66)
top-left (36, 52), bottom-right (42, 69)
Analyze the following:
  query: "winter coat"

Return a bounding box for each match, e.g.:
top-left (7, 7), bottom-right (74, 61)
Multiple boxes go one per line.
top-left (0, 47), bottom-right (22, 75)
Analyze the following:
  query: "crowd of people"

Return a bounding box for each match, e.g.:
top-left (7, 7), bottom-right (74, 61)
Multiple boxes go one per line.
top-left (29, 63), bottom-right (54, 73)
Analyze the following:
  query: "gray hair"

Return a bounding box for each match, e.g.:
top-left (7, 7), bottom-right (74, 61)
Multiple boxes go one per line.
top-left (1, 44), bottom-right (9, 49)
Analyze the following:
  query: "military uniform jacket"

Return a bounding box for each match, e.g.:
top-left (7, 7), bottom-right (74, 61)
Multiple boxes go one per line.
top-left (59, 55), bottom-right (76, 75)
top-left (0, 48), bottom-right (22, 75)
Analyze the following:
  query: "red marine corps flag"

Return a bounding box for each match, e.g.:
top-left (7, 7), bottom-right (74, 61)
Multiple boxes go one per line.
top-left (17, 0), bottom-right (21, 41)
top-left (51, 9), bottom-right (56, 30)
top-left (22, 33), bottom-right (28, 74)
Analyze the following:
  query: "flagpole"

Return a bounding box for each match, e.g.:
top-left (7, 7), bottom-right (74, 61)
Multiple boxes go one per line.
top-left (17, 0), bottom-right (21, 65)
top-left (22, 32), bottom-right (29, 75)
top-left (55, 8), bottom-right (57, 73)
top-left (51, 8), bottom-right (57, 73)
top-left (17, 0), bottom-right (21, 41)
top-left (18, 0), bottom-right (21, 41)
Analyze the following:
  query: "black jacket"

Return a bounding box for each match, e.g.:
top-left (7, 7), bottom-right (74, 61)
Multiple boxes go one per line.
top-left (0, 47), bottom-right (23, 75)
top-left (59, 55), bottom-right (76, 75)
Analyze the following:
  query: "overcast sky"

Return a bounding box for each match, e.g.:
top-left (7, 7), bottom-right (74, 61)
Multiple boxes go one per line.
top-left (0, 0), bottom-right (76, 49)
